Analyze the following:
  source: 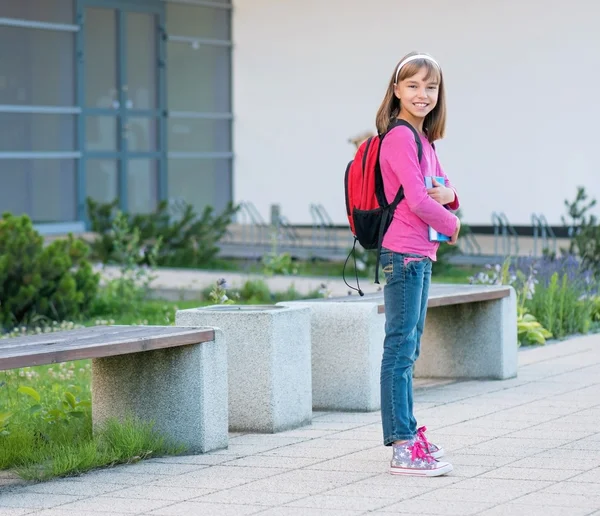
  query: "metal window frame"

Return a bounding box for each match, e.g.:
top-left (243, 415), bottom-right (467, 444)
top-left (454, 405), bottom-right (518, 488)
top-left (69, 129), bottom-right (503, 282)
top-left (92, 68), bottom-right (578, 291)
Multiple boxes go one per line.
top-left (167, 34), bottom-right (232, 48)
top-left (0, 152), bottom-right (82, 160)
top-left (0, 105), bottom-right (82, 115)
top-left (167, 152), bottom-right (233, 159)
top-left (0, 17), bottom-right (79, 31)
top-left (164, 0), bottom-right (232, 10)
top-left (168, 111), bottom-right (232, 120)
top-left (76, 0), bottom-right (167, 222)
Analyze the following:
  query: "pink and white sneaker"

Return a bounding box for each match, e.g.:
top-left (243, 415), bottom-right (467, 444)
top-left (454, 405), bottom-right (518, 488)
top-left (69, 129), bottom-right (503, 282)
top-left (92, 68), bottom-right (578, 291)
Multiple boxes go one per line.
top-left (417, 426), bottom-right (445, 460)
top-left (390, 438), bottom-right (453, 477)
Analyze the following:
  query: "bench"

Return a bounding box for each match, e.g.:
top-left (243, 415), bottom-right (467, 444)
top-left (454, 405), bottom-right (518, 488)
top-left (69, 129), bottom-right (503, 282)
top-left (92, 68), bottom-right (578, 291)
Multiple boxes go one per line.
top-left (0, 325), bottom-right (228, 453)
top-left (176, 305), bottom-right (312, 433)
top-left (279, 283), bottom-right (517, 412)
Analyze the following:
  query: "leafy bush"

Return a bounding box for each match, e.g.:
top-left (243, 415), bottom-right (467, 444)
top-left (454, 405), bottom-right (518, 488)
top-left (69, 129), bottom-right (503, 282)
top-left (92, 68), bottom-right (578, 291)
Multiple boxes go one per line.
top-left (0, 213), bottom-right (99, 331)
top-left (470, 255), bottom-right (598, 345)
top-left (86, 198), bottom-right (238, 268)
top-left (562, 186), bottom-right (600, 274)
top-left (89, 212), bottom-right (161, 320)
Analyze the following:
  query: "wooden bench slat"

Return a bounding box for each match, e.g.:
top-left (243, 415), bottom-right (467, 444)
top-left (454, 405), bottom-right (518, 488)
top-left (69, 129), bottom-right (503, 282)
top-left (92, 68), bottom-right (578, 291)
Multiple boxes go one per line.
top-left (0, 326), bottom-right (215, 371)
top-left (0, 325), bottom-right (149, 350)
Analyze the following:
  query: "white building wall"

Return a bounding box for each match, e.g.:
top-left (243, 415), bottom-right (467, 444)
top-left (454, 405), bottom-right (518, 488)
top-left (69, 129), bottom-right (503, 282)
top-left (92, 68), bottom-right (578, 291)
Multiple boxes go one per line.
top-left (232, 0), bottom-right (600, 226)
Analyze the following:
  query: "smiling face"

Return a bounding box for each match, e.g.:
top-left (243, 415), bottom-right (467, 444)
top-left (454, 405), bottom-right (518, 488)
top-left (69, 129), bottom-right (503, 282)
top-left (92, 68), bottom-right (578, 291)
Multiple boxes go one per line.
top-left (394, 65), bottom-right (440, 131)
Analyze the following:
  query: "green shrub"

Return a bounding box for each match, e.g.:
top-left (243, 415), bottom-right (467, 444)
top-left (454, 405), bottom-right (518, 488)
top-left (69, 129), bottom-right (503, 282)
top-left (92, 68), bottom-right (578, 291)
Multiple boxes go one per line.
top-left (562, 186), bottom-right (600, 274)
top-left (89, 211), bottom-right (161, 320)
top-left (86, 198), bottom-right (238, 268)
top-left (528, 272), bottom-right (592, 339)
top-left (0, 213), bottom-right (99, 331)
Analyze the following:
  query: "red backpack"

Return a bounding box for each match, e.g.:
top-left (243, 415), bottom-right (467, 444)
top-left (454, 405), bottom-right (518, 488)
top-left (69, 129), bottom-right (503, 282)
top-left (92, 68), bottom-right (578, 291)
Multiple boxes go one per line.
top-left (343, 119), bottom-right (423, 294)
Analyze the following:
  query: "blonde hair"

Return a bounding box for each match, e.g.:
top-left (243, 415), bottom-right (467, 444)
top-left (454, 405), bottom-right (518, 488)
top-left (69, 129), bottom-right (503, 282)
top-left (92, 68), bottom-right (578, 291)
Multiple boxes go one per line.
top-left (375, 51), bottom-right (446, 142)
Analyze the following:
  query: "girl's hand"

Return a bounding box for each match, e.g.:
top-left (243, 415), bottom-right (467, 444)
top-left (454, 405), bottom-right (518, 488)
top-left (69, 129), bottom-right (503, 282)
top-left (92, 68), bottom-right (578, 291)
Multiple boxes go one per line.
top-left (449, 218), bottom-right (461, 245)
top-left (427, 178), bottom-right (455, 205)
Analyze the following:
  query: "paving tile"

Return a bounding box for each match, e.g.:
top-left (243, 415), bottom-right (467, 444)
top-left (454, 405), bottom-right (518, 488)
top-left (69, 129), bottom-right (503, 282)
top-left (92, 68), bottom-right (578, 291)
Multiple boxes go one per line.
top-left (28, 511), bottom-right (130, 516)
top-left (414, 485), bottom-right (520, 504)
top-left (478, 503), bottom-right (594, 515)
top-left (480, 466), bottom-right (582, 482)
top-left (228, 434), bottom-right (308, 446)
top-left (236, 478), bottom-right (343, 495)
top-left (15, 480), bottom-right (125, 497)
top-left (320, 483), bottom-right (430, 500)
top-left (258, 445), bottom-right (355, 460)
top-left (507, 456), bottom-right (600, 470)
top-left (146, 501), bottom-right (264, 516)
top-left (566, 468), bottom-right (600, 483)
top-left (222, 455), bottom-right (323, 469)
top-left (57, 496), bottom-right (172, 514)
top-left (71, 471), bottom-right (161, 486)
top-left (193, 487), bottom-right (306, 506)
top-left (257, 508), bottom-right (364, 516)
top-left (0, 509), bottom-right (37, 516)
top-left (540, 482), bottom-right (600, 495)
top-left (110, 461), bottom-right (206, 476)
top-left (446, 455), bottom-right (520, 467)
top-left (352, 472), bottom-right (462, 488)
top-left (372, 499), bottom-right (495, 515)
top-left (302, 458), bottom-right (385, 474)
top-left (149, 455), bottom-right (232, 466)
top-left (151, 474), bottom-right (251, 490)
top-left (515, 492), bottom-right (600, 509)
top-left (105, 485), bottom-right (216, 501)
top-left (0, 494), bottom-right (81, 510)
top-left (284, 494), bottom-right (392, 512)
top-left (267, 469), bottom-right (376, 485)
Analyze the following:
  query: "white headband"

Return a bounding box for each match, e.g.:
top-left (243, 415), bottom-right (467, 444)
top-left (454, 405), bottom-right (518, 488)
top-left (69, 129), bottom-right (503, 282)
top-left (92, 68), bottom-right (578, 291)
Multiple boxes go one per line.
top-left (394, 54), bottom-right (440, 84)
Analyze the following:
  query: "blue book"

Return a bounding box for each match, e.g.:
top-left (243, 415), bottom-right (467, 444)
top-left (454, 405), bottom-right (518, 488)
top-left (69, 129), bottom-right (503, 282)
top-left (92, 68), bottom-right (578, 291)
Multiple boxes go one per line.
top-left (424, 176), bottom-right (451, 242)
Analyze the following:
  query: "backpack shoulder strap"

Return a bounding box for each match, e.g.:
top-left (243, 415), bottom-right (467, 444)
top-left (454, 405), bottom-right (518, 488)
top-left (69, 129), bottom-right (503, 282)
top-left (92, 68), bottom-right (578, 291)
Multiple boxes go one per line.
top-left (386, 118), bottom-right (423, 163)
top-left (383, 119), bottom-right (424, 209)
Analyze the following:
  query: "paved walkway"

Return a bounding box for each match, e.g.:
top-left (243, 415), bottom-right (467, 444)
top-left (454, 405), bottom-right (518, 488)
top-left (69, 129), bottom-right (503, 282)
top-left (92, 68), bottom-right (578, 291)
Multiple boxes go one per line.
top-left (98, 265), bottom-right (385, 299)
top-left (1, 333), bottom-right (600, 516)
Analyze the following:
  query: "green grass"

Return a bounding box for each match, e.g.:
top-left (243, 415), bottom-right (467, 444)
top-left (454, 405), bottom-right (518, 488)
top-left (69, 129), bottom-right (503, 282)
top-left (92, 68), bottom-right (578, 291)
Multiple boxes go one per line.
top-left (0, 259), bottom-right (475, 483)
top-left (0, 360), bottom-right (185, 481)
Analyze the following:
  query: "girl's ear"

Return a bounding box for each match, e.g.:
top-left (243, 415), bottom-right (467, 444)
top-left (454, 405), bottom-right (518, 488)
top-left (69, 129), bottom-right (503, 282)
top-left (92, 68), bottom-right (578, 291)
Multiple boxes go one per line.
top-left (393, 82), bottom-right (401, 100)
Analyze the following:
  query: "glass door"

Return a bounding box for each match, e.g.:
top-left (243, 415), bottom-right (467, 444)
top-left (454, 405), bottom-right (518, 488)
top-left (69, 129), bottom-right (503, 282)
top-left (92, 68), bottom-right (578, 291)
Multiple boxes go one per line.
top-left (79, 0), bottom-right (164, 217)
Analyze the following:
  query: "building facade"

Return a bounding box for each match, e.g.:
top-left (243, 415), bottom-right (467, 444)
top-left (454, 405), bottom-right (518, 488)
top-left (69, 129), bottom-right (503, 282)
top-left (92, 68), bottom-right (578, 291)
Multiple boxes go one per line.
top-left (2, 0), bottom-right (599, 234)
top-left (232, 0), bottom-right (600, 227)
top-left (0, 0), bottom-right (232, 233)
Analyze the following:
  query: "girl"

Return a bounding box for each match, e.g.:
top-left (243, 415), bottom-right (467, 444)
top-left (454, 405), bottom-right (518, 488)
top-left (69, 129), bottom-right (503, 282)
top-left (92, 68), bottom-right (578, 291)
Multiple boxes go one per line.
top-left (376, 52), bottom-right (461, 477)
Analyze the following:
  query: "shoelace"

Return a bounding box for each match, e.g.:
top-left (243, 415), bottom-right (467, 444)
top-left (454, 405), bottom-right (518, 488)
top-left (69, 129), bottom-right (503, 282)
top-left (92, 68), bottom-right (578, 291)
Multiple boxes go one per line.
top-left (408, 440), bottom-right (435, 463)
top-left (417, 426), bottom-right (432, 450)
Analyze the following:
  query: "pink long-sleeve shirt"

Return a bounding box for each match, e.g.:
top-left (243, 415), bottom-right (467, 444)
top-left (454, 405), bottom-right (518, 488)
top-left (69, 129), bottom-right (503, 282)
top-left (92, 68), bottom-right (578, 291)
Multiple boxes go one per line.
top-left (380, 124), bottom-right (460, 261)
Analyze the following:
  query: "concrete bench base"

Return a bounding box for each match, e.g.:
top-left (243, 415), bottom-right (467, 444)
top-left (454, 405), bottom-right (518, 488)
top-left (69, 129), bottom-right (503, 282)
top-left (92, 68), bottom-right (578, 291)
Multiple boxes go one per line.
top-left (416, 291), bottom-right (518, 380)
top-left (176, 305), bottom-right (312, 433)
top-left (92, 329), bottom-right (228, 454)
top-left (281, 285), bottom-right (517, 412)
top-left (279, 301), bottom-right (382, 412)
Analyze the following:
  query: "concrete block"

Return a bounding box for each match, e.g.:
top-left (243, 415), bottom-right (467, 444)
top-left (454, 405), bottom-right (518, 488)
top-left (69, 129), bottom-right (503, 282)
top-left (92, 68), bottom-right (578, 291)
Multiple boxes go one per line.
top-left (279, 300), bottom-right (383, 412)
top-left (416, 287), bottom-right (518, 380)
top-left (176, 305), bottom-right (312, 433)
top-left (92, 328), bottom-right (228, 454)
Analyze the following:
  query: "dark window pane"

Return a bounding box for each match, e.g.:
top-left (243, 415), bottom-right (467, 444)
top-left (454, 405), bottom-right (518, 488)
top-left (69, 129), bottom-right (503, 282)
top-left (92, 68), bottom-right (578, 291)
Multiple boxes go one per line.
top-left (0, 27), bottom-right (75, 106)
top-left (0, 114), bottom-right (75, 152)
top-left (86, 159), bottom-right (118, 205)
top-left (168, 118), bottom-right (231, 152)
top-left (0, 0), bottom-right (74, 24)
top-left (128, 159), bottom-right (158, 215)
top-left (84, 8), bottom-right (117, 109)
top-left (167, 42), bottom-right (230, 112)
top-left (167, 3), bottom-right (230, 40)
top-left (0, 160), bottom-right (76, 222)
top-left (167, 158), bottom-right (231, 214)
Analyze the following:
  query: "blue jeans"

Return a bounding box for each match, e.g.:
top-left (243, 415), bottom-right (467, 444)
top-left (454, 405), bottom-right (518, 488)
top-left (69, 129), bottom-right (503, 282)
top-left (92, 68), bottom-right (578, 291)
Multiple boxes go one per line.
top-left (380, 249), bottom-right (432, 446)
